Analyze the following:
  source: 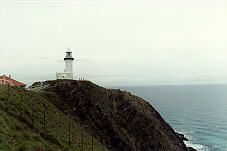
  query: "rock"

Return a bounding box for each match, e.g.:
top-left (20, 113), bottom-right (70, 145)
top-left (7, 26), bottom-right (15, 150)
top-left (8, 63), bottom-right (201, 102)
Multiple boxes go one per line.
top-left (176, 133), bottom-right (188, 141)
top-left (188, 147), bottom-right (197, 151)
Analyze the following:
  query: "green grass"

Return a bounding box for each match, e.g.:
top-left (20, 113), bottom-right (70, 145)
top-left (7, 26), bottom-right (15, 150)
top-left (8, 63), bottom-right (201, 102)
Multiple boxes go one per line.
top-left (0, 85), bottom-right (108, 151)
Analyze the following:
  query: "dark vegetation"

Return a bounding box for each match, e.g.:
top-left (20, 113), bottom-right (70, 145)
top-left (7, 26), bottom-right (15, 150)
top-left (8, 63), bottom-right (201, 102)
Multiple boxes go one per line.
top-left (31, 82), bottom-right (42, 87)
top-left (43, 80), bottom-right (193, 151)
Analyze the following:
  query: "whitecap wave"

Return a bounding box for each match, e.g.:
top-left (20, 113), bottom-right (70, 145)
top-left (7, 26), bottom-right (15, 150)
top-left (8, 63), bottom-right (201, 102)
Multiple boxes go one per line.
top-left (175, 130), bottom-right (209, 151)
top-left (184, 140), bottom-right (206, 150)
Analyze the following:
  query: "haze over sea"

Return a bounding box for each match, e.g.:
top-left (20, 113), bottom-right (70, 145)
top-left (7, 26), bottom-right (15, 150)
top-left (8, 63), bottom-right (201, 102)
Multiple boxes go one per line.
top-left (109, 84), bottom-right (227, 151)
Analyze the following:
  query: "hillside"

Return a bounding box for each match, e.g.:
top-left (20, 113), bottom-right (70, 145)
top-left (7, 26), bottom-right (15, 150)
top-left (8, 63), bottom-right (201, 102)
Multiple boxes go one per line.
top-left (0, 84), bottom-right (108, 151)
top-left (42, 80), bottom-right (194, 151)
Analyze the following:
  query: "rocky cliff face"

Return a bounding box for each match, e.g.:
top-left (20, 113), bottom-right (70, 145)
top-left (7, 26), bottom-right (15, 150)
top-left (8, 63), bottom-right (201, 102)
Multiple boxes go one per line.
top-left (44, 80), bottom-right (191, 151)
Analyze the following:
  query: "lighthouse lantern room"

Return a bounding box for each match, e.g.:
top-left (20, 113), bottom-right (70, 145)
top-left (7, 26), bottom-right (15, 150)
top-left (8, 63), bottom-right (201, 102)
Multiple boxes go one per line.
top-left (56, 49), bottom-right (74, 79)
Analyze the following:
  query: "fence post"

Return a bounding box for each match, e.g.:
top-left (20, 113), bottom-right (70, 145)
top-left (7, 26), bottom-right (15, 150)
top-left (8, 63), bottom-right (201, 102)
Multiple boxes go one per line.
top-left (91, 132), bottom-right (94, 151)
top-left (7, 83), bottom-right (9, 110)
top-left (20, 94), bottom-right (22, 121)
top-left (69, 122), bottom-right (71, 147)
top-left (82, 127), bottom-right (84, 151)
top-left (56, 113), bottom-right (58, 140)
top-left (32, 95), bottom-right (35, 126)
top-left (44, 107), bottom-right (46, 134)
top-left (103, 140), bottom-right (105, 151)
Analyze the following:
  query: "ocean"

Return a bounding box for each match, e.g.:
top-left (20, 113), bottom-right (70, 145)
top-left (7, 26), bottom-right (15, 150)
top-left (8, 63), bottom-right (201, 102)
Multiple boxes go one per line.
top-left (108, 84), bottom-right (227, 151)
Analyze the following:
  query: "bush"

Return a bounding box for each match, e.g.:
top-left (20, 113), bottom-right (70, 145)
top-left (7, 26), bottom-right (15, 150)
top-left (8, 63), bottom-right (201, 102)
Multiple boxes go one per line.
top-left (18, 143), bottom-right (28, 151)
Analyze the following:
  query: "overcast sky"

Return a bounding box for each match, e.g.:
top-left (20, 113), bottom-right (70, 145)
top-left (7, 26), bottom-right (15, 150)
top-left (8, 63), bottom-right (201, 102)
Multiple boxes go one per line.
top-left (0, 1), bottom-right (227, 86)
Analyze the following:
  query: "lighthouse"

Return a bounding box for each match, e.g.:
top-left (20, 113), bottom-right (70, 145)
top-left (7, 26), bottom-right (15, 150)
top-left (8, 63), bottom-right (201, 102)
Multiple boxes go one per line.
top-left (56, 49), bottom-right (74, 79)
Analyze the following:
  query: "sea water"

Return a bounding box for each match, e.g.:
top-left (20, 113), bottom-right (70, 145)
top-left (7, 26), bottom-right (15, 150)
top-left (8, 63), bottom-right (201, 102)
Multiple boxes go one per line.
top-left (109, 85), bottom-right (227, 151)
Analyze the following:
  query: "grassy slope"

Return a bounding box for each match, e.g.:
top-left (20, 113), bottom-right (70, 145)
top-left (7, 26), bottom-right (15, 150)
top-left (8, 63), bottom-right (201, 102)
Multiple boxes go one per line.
top-left (0, 85), bottom-right (107, 151)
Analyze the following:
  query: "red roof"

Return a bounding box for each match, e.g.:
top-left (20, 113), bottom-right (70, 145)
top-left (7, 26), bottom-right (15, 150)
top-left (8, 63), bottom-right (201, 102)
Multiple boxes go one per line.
top-left (0, 75), bottom-right (26, 86)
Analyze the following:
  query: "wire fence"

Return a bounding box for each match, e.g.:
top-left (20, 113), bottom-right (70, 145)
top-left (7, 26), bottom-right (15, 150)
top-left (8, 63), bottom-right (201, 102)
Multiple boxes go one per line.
top-left (0, 83), bottom-right (108, 151)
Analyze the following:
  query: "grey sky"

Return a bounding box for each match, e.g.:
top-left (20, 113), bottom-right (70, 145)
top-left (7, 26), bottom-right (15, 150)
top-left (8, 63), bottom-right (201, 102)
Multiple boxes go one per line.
top-left (0, 2), bottom-right (227, 86)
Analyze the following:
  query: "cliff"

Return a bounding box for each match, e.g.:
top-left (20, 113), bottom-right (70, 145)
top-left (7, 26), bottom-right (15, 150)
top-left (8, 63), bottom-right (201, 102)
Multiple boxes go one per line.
top-left (43, 79), bottom-right (193, 151)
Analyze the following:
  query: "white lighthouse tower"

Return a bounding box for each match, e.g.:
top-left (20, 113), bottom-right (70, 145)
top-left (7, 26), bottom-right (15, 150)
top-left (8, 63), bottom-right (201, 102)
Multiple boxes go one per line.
top-left (56, 49), bottom-right (74, 79)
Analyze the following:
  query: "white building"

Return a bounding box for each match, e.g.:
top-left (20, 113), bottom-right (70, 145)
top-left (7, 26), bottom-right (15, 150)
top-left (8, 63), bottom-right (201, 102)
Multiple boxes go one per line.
top-left (56, 49), bottom-right (74, 79)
